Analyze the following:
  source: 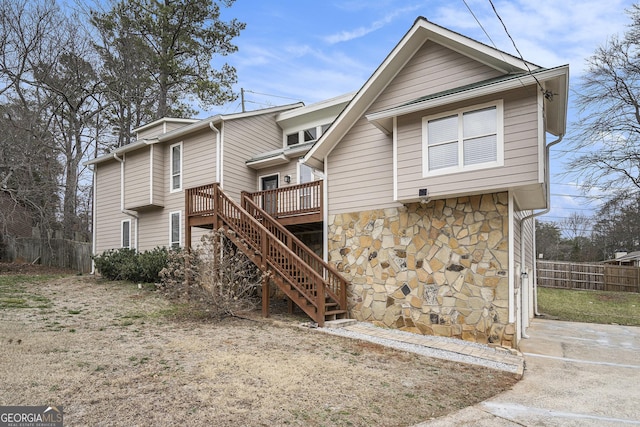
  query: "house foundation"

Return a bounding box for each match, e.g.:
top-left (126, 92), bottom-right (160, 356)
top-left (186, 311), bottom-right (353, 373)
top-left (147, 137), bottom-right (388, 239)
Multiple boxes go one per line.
top-left (328, 192), bottom-right (516, 347)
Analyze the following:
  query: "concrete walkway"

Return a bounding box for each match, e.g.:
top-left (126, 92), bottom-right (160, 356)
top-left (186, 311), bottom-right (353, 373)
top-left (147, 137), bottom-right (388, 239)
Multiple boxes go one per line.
top-left (416, 319), bottom-right (640, 426)
top-left (322, 320), bottom-right (524, 376)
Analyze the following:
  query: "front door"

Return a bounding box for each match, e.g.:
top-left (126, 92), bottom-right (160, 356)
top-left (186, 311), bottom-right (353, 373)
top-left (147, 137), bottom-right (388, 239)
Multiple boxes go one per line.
top-left (261, 175), bottom-right (279, 214)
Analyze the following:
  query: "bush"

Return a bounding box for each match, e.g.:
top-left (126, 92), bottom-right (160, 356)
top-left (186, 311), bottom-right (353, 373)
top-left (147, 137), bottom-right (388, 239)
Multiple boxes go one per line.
top-left (158, 231), bottom-right (263, 317)
top-left (93, 247), bottom-right (168, 283)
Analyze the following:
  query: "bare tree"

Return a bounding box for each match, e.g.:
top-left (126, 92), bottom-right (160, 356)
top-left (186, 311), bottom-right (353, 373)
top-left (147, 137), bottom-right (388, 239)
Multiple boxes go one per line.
top-left (0, 0), bottom-right (62, 236)
top-left (0, 0), bottom-right (102, 240)
top-left (567, 5), bottom-right (640, 200)
top-left (32, 18), bottom-right (104, 239)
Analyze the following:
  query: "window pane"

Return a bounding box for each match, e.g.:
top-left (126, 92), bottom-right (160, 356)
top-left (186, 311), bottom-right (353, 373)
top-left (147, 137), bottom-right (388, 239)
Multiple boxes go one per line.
top-left (172, 146), bottom-right (181, 173)
top-left (303, 128), bottom-right (317, 142)
top-left (429, 141), bottom-right (458, 170)
top-left (463, 107), bottom-right (496, 138)
top-left (428, 115), bottom-right (457, 145)
top-left (464, 135), bottom-right (497, 165)
top-left (171, 145), bottom-right (181, 190)
top-left (122, 221), bottom-right (130, 248)
top-left (287, 133), bottom-right (299, 146)
top-left (171, 213), bottom-right (180, 246)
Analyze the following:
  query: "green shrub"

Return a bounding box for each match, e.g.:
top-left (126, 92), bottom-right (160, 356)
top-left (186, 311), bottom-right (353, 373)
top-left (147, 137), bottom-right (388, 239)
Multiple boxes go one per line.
top-left (93, 247), bottom-right (168, 283)
top-left (137, 247), bottom-right (169, 283)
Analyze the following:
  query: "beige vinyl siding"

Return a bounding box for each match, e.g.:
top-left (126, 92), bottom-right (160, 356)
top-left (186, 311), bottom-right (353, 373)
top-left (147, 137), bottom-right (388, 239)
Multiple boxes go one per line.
top-left (137, 125), bottom-right (165, 140)
top-left (513, 206), bottom-right (535, 270)
top-left (94, 160), bottom-right (133, 253)
top-left (222, 113), bottom-right (283, 201)
top-left (327, 117), bottom-right (399, 214)
top-left (396, 86), bottom-right (539, 201)
top-left (181, 128), bottom-right (217, 189)
top-left (123, 147), bottom-right (151, 209)
top-left (369, 41), bottom-right (503, 113)
top-left (152, 144), bottom-right (164, 204)
top-left (137, 120), bottom-right (196, 140)
top-left (136, 129), bottom-right (216, 251)
top-left (327, 42), bottom-right (511, 215)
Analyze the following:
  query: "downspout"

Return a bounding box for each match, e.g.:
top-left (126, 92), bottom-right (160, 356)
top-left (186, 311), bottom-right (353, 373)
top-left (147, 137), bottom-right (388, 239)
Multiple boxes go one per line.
top-left (113, 153), bottom-right (139, 250)
top-left (209, 122), bottom-right (221, 184)
top-left (519, 133), bottom-right (563, 338)
top-left (90, 165), bottom-right (97, 274)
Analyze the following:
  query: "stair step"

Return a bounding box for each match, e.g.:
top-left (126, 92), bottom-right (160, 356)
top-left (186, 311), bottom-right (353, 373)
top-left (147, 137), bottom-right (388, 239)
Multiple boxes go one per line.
top-left (324, 310), bottom-right (347, 316)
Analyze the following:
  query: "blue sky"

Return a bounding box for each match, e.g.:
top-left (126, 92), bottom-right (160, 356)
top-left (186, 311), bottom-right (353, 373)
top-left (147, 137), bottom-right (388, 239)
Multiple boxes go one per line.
top-left (214, 0), bottom-right (637, 231)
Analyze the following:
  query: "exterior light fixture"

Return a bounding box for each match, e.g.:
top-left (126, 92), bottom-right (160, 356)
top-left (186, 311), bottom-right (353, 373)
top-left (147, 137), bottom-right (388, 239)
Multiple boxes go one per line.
top-left (284, 175), bottom-right (291, 184)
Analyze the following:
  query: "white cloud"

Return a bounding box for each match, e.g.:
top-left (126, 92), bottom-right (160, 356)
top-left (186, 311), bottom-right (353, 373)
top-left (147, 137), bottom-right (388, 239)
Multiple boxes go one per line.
top-left (324, 5), bottom-right (423, 44)
top-left (432, 0), bottom-right (634, 77)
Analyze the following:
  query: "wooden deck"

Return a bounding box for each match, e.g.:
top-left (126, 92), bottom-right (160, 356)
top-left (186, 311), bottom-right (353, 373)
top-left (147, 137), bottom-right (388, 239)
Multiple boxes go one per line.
top-left (184, 182), bottom-right (347, 326)
top-left (243, 181), bottom-right (322, 226)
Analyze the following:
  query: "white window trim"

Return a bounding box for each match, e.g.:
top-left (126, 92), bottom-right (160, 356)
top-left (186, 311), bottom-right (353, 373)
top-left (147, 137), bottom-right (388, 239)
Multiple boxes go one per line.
top-left (170, 142), bottom-right (183, 192)
top-left (121, 219), bottom-right (131, 249)
top-left (169, 211), bottom-right (182, 248)
top-left (422, 100), bottom-right (504, 177)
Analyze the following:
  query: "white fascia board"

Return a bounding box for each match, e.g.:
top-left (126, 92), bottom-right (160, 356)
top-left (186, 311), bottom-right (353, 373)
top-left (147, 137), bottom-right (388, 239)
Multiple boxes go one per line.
top-left (276, 93), bottom-right (355, 122)
top-left (245, 154), bottom-right (288, 170)
top-left (133, 117), bottom-right (198, 134)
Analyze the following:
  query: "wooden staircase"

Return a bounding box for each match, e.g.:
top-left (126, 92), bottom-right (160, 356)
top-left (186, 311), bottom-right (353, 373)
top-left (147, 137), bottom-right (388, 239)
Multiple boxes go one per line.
top-left (185, 183), bottom-right (348, 326)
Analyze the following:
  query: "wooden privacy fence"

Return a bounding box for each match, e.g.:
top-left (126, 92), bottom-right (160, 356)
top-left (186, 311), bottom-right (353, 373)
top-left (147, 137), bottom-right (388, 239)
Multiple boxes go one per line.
top-left (537, 260), bottom-right (640, 293)
top-left (1, 236), bottom-right (92, 273)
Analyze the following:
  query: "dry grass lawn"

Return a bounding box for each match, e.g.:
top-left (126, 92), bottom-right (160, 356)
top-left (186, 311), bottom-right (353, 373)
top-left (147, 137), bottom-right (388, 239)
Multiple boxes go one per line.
top-left (0, 268), bottom-right (518, 426)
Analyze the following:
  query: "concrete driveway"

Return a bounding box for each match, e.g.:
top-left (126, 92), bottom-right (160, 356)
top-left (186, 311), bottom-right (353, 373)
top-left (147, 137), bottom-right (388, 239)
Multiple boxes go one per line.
top-left (419, 319), bottom-right (640, 426)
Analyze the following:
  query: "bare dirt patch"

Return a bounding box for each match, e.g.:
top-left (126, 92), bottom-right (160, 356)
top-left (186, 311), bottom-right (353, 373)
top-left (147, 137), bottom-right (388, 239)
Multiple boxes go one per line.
top-left (0, 273), bottom-right (518, 426)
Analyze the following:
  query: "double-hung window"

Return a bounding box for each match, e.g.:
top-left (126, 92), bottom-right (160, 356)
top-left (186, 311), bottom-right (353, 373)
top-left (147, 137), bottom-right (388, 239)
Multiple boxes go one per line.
top-left (423, 101), bottom-right (503, 176)
top-left (170, 142), bottom-right (182, 191)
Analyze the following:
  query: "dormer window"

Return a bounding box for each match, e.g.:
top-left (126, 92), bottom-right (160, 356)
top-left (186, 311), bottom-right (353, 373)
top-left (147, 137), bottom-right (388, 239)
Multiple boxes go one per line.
top-left (303, 128), bottom-right (316, 142)
top-left (285, 124), bottom-right (328, 146)
top-left (287, 133), bottom-right (299, 146)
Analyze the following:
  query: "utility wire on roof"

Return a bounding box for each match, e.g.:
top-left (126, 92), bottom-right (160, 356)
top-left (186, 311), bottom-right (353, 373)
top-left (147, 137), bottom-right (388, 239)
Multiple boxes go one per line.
top-left (462, 0), bottom-right (527, 91)
top-left (462, 0), bottom-right (499, 50)
top-left (487, 0), bottom-right (549, 97)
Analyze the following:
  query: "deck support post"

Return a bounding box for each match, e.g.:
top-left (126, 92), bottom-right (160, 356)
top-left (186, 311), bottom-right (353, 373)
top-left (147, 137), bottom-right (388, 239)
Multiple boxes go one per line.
top-left (262, 275), bottom-right (270, 319)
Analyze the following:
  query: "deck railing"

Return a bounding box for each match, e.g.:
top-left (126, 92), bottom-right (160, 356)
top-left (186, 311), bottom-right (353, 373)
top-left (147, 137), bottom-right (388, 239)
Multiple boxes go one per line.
top-left (244, 181), bottom-right (322, 219)
top-left (186, 183), bottom-right (216, 217)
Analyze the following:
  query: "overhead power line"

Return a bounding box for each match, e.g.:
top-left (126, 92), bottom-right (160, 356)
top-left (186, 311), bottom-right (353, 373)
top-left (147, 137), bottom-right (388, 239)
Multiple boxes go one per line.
top-left (487, 0), bottom-right (547, 96)
top-left (462, 0), bottom-right (499, 50)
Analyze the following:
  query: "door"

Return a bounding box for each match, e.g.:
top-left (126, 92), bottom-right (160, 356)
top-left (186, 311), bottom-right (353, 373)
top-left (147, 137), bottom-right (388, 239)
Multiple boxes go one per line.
top-left (261, 175), bottom-right (279, 215)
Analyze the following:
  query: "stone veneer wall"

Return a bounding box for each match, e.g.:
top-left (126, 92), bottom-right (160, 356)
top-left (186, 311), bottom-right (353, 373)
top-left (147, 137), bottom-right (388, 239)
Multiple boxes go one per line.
top-left (328, 192), bottom-right (516, 347)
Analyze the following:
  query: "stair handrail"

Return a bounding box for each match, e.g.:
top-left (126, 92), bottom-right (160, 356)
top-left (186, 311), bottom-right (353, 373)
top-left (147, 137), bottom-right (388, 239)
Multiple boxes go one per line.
top-left (241, 192), bottom-right (347, 310)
